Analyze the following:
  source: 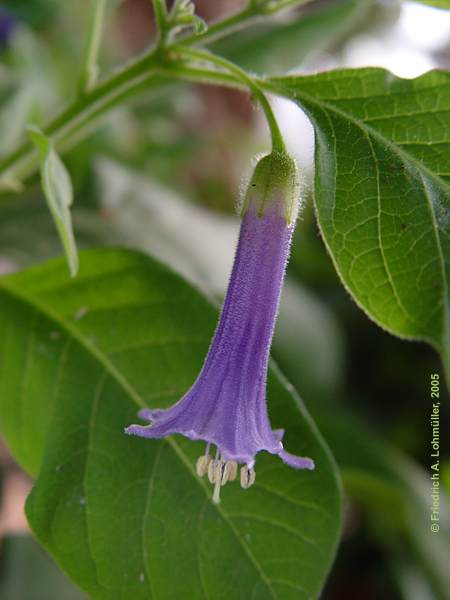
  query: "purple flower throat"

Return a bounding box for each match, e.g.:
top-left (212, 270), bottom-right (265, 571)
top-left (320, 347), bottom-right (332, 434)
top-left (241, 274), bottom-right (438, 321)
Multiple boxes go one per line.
top-left (126, 152), bottom-right (314, 503)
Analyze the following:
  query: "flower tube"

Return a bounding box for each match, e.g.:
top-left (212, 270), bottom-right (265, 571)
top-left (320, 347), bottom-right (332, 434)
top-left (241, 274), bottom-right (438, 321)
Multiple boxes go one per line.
top-left (126, 151), bottom-right (314, 502)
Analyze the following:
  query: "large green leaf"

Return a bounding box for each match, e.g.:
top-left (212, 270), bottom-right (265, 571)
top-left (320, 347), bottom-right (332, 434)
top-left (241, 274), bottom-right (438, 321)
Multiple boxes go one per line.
top-left (0, 249), bottom-right (341, 599)
top-left (268, 69), bottom-right (450, 383)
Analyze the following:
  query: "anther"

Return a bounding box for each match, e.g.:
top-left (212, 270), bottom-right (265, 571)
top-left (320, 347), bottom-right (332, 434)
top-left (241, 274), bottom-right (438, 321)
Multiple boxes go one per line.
top-left (208, 459), bottom-right (218, 484)
top-left (196, 454), bottom-right (211, 478)
top-left (240, 466), bottom-right (256, 489)
top-left (220, 462), bottom-right (229, 486)
top-left (226, 461), bottom-right (238, 481)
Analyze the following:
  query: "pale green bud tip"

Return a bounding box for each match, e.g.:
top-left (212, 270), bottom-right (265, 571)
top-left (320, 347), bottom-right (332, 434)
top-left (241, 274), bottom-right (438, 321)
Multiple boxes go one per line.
top-left (241, 151), bottom-right (300, 224)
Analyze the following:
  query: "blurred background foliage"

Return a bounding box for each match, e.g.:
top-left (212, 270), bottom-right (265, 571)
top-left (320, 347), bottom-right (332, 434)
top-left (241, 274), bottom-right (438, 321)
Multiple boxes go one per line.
top-left (0, 0), bottom-right (449, 598)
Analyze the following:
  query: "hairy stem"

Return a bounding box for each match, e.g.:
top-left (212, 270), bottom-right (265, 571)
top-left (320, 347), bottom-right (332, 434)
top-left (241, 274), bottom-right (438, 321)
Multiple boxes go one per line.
top-left (176, 46), bottom-right (285, 153)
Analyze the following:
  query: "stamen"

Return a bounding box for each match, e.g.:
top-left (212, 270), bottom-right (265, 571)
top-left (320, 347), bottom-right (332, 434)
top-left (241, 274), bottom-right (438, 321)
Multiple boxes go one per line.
top-left (226, 461), bottom-right (238, 481)
top-left (208, 458), bottom-right (217, 484)
top-left (240, 466), bottom-right (256, 489)
top-left (220, 462), bottom-right (230, 486)
top-left (204, 452), bottom-right (239, 503)
top-left (211, 459), bottom-right (226, 504)
top-left (196, 454), bottom-right (211, 477)
top-left (210, 454), bottom-right (235, 503)
top-left (196, 443), bottom-right (212, 478)
top-left (212, 478), bottom-right (221, 504)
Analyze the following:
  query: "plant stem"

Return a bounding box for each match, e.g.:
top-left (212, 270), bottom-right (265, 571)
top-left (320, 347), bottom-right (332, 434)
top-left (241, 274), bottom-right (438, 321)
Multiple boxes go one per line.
top-left (78, 0), bottom-right (108, 95)
top-left (159, 62), bottom-right (244, 89)
top-left (0, 55), bottom-right (244, 189)
top-left (176, 47), bottom-right (285, 153)
top-left (0, 0), bottom-right (308, 191)
top-left (152, 0), bottom-right (168, 46)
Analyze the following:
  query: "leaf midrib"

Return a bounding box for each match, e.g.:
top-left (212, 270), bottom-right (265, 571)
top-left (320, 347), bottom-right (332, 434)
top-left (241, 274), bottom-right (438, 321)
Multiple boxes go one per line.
top-left (0, 277), bottom-right (278, 600)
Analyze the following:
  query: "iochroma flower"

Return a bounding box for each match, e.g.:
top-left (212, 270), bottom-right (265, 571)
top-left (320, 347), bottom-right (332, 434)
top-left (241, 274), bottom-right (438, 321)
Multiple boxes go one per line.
top-left (126, 151), bottom-right (314, 502)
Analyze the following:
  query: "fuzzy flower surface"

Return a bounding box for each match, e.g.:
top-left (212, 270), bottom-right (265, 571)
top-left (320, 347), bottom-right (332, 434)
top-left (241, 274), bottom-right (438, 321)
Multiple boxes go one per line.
top-left (126, 151), bottom-right (314, 502)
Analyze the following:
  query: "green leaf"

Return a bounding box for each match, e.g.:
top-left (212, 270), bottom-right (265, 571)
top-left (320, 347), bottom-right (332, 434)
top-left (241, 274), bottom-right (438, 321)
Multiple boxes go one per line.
top-left (0, 249), bottom-right (341, 600)
top-left (268, 69), bottom-right (450, 384)
top-left (28, 126), bottom-right (79, 277)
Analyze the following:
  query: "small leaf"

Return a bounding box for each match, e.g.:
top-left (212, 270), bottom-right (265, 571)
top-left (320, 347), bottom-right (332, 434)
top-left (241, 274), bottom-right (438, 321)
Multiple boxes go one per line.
top-left (191, 14), bottom-right (207, 34)
top-left (170, 0), bottom-right (208, 37)
top-left (28, 126), bottom-right (78, 277)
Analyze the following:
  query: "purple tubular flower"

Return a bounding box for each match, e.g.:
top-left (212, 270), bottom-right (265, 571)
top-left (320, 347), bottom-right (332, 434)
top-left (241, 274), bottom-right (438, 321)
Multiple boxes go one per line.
top-left (126, 151), bottom-right (314, 502)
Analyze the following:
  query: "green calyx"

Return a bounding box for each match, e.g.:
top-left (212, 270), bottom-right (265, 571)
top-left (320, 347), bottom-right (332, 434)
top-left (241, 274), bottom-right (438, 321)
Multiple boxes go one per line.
top-left (241, 151), bottom-right (300, 224)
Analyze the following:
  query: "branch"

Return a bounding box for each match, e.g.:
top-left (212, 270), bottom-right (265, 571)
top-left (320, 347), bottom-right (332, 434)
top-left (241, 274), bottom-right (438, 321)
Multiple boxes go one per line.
top-left (0, 0), bottom-right (309, 192)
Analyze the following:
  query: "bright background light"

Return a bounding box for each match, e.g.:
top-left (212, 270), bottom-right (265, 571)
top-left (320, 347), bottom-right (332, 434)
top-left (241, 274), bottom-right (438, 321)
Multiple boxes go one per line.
top-left (343, 1), bottom-right (450, 78)
top-left (274, 1), bottom-right (450, 172)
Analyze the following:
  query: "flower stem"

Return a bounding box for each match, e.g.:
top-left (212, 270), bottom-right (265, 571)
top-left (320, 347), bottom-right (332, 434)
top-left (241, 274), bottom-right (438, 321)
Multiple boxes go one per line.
top-left (175, 46), bottom-right (285, 153)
